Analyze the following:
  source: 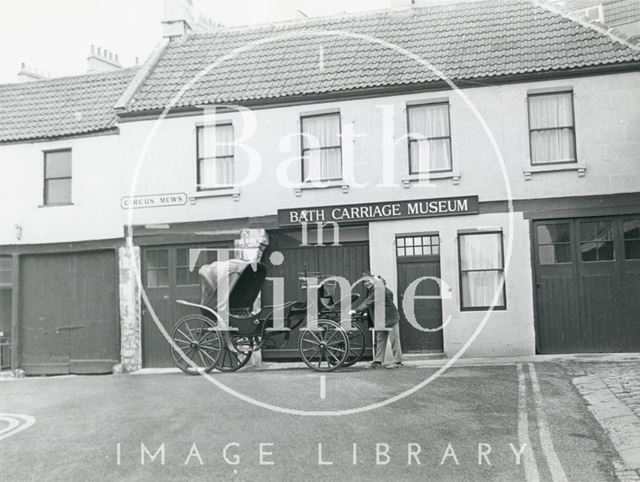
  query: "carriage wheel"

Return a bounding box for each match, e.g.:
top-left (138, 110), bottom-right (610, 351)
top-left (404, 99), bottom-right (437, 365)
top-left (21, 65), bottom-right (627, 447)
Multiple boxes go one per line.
top-left (298, 319), bottom-right (349, 372)
top-left (342, 323), bottom-right (366, 368)
top-left (170, 315), bottom-right (222, 375)
top-left (214, 336), bottom-right (253, 372)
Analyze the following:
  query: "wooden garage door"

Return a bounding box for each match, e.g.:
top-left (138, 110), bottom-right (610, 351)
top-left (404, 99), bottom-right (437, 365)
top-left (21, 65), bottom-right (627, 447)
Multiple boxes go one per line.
top-left (20, 250), bottom-right (119, 375)
top-left (534, 217), bottom-right (640, 353)
top-left (262, 241), bottom-right (372, 361)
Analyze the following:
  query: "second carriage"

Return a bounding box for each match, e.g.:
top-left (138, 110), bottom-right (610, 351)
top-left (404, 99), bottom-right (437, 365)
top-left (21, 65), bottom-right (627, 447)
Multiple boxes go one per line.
top-left (169, 258), bottom-right (368, 374)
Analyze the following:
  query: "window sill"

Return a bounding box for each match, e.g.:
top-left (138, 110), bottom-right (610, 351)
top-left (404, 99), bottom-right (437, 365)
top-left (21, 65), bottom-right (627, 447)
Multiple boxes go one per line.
top-left (523, 163), bottom-right (586, 180)
top-left (38, 203), bottom-right (74, 208)
top-left (189, 187), bottom-right (240, 204)
top-left (401, 171), bottom-right (461, 188)
top-left (294, 180), bottom-right (349, 197)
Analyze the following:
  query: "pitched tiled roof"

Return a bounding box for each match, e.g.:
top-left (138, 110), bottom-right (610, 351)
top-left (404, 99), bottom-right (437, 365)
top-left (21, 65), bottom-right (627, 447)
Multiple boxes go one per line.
top-left (0, 67), bottom-right (138, 143)
top-left (124, 0), bottom-right (640, 113)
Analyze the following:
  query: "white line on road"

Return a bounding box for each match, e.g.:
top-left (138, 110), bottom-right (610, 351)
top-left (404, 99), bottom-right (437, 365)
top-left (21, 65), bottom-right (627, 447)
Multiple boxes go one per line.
top-left (528, 363), bottom-right (568, 482)
top-left (320, 375), bottom-right (326, 400)
top-left (0, 414), bottom-right (36, 442)
top-left (516, 363), bottom-right (540, 482)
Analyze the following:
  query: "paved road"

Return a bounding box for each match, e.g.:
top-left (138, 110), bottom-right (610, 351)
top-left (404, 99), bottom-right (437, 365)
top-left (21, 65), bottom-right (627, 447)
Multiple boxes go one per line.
top-left (0, 363), bottom-right (619, 481)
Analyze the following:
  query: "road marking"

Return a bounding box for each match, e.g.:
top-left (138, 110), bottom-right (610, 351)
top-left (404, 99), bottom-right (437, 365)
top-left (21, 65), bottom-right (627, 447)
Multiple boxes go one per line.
top-left (528, 363), bottom-right (568, 482)
top-left (320, 375), bottom-right (326, 400)
top-left (0, 414), bottom-right (36, 442)
top-left (516, 364), bottom-right (540, 482)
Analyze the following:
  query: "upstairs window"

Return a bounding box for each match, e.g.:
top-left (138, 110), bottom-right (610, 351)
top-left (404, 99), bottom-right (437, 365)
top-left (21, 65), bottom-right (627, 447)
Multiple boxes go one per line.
top-left (407, 102), bottom-right (452, 174)
top-left (528, 91), bottom-right (576, 165)
top-left (301, 113), bottom-right (342, 182)
top-left (44, 149), bottom-right (72, 205)
top-left (197, 124), bottom-right (234, 189)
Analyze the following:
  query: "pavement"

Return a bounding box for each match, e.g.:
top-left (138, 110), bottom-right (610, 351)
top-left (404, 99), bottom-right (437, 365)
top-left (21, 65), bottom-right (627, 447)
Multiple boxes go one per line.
top-left (0, 359), bottom-right (630, 481)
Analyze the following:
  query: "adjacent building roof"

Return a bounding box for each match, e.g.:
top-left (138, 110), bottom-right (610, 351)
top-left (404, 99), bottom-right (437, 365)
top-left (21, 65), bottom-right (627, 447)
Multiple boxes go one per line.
top-left (123, 0), bottom-right (640, 114)
top-left (0, 67), bottom-right (138, 143)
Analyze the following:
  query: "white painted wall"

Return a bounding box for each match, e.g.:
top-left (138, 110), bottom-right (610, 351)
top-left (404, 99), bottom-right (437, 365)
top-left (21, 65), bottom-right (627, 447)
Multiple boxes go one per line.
top-left (369, 212), bottom-right (535, 358)
top-left (118, 71), bottom-right (640, 227)
top-left (0, 134), bottom-right (124, 245)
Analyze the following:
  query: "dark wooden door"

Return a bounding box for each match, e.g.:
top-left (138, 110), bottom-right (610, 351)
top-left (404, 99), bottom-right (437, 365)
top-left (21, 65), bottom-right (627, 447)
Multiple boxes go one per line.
top-left (395, 234), bottom-right (444, 352)
top-left (262, 240), bottom-right (371, 361)
top-left (141, 244), bottom-right (226, 367)
top-left (20, 250), bottom-right (118, 375)
top-left (534, 217), bottom-right (640, 353)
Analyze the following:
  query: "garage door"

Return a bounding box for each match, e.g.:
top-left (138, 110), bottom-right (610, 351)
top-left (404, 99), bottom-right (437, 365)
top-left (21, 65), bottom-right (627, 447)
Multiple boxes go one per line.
top-left (141, 244), bottom-right (229, 367)
top-left (20, 250), bottom-right (119, 375)
top-left (534, 216), bottom-right (640, 353)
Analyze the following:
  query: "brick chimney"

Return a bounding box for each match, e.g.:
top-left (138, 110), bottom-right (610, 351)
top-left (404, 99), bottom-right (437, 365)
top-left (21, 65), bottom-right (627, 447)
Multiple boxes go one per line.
top-left (162, 0), bottom-right (195, 39)
top-left (17, 63), bottom-right (48, 82)
top-left (87, 45), bottom-right (122, 73)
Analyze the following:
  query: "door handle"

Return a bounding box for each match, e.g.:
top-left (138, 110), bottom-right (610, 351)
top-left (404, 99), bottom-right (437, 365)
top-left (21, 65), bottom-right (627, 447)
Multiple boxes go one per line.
top-left (56, 325), bottom-right (85, 335)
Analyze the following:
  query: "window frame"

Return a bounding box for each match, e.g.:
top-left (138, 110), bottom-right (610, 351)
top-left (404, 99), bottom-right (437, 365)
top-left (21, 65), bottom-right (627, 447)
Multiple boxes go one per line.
top-left (299, 111), bottom-right (343, 182)
top-left (457, 231), bottom-right (507, 312)
top-left (196, 123), bottom-right (235, 191)
top-left (406, 101), bottom-right (453, 175)
top-left (43, 148), bottom-right (72, 206)
top-left (527, 90), bottom-right (577, 166)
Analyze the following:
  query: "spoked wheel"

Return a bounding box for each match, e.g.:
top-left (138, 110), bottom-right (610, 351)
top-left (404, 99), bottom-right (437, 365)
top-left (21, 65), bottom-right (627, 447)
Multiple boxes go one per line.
top-left (299, 319), bottom-right (349, 372)
top-left (170, 315), bottom-right (222, 375)
top-left (343, 322), bottom-right (366, 368)
top-left (214, 336), bottom-right (253, 372)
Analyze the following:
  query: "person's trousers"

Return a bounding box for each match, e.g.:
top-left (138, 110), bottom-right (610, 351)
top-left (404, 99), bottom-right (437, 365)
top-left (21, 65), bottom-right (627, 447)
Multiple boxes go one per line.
top-left (373, 323), bottom-right (402, 364)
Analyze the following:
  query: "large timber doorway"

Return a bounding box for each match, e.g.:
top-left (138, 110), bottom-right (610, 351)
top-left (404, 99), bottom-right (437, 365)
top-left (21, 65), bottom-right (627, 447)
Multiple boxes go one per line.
top-left (534, 216), bottom-right (640, 353)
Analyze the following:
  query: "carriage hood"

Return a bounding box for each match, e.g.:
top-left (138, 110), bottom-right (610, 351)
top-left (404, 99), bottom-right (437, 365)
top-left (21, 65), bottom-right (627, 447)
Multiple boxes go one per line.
top-left (199, 259), bottom-right (267, 312)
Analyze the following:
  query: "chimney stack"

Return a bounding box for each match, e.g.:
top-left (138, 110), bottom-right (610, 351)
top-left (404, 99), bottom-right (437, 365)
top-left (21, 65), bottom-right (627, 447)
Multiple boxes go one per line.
top-left (17, 62), bottom-right (48, 82)
top-left (87, 45), bottom-right (122, 73)
top-left (162, 0), bottom-right (195, 39)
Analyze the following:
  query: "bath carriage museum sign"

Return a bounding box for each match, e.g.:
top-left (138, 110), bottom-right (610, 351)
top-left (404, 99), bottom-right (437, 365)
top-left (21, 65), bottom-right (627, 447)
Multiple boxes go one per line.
top-left (278, 195), bottom-right (479, 226)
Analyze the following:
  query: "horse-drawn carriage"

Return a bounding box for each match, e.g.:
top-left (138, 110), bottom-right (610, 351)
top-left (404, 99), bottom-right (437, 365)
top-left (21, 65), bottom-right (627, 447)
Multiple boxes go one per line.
top-left (169, 259), bottom-right (367, 374)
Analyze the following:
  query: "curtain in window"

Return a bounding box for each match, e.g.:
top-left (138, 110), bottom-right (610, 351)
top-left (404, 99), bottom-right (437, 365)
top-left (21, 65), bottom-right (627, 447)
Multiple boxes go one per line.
top-left (409, 104), bottom-right (451, 172)
top-left (198, 125), bottom-right (234, 187)
top-left (302, 115), bottom-right (342, 181)
top-left (529, 93), bottom-right (575, 164)
top-left (303, 149), bottom-right (342, 181)
top-left (460, 234), bottom-right (505, 308)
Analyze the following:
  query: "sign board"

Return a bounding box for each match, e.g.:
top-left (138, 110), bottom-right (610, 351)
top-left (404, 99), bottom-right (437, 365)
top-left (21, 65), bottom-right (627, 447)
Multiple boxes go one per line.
top-left (278, 195), bottom-right (479, 226)
top-left (120, 193), bottom-right (188, 210)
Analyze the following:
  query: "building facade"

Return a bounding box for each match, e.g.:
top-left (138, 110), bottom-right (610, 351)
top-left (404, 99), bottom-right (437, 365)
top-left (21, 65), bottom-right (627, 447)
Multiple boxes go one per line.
top-left (2, 0), bottom-right (640, 373)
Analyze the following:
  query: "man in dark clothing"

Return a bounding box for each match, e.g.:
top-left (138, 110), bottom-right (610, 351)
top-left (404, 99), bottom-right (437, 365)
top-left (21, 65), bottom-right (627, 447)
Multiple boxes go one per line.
top-left (350, 274), bottom-right (403, 369)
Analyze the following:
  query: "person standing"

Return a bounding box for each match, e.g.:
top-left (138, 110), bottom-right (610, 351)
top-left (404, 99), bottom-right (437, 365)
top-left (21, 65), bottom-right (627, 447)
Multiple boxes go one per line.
top-left (350, 274), bottom-right (403, 369)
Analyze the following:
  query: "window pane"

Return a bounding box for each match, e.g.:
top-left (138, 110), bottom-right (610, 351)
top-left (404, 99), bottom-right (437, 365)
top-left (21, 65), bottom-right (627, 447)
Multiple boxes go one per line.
top-left (539, 244), bottom-right (572, 264)
top-left (302, 114), bottom-right (340, 149)
top-left (397, 247), bottom-right (405, 256)
top-left (406, 247), bottom-right (414, 256)
top-left (176, 267), bottom-right (198, 286)
top-left (199, 157), bottom-right (234, 187)
top-left (414, 246), bottom-right (423, 255)
top-left (408, 103), bottom-right (450, 138)
top-left (531, 129), bottom-right (575, 164)
top-left (528, 93), bottom-right (573, 129)
top-left (406, 238), bottom-right (414, 246)
top-left (625, 240), bottom-right (640, 260)
top-left (146, 269), bottom-right (169, 288)
top-left (461, 271), bottom-right (505, 308)
top-left (459, 233), bottom-right (503, 270)
top-left (580, 221), bottom-right (614, 243)
top-left (581, 241), bottom-right (614, 262)
top-left (302, 147), bottom-right (341, 181)
top-left (45, 178), bottom-right (71, 205)
top-left (432, 245), bottom-right (439, 255)
top-left (147, 250), bottom-right (168, 269)
top-left (397, 238), bottom-right (405, 247)
top-left (624, 220), bottom-right (640, 240)
top-left (580, 222), bottom-right (614, 261)
top-left (537, 224), bottom-right (571, 244)
top-left (45, 150), bottom-right (71, 178)
top-left (410, 139), bottom-right (452, 173)
top-left (198, 125), bottom-right (234, 158)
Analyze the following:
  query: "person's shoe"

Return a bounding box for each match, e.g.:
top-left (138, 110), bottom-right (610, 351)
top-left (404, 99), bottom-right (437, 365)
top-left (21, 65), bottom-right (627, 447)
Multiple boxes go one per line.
top-left (386, 362), bottom-right (403, 369)
top-left (369, 361), bottom-right (383, 369)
